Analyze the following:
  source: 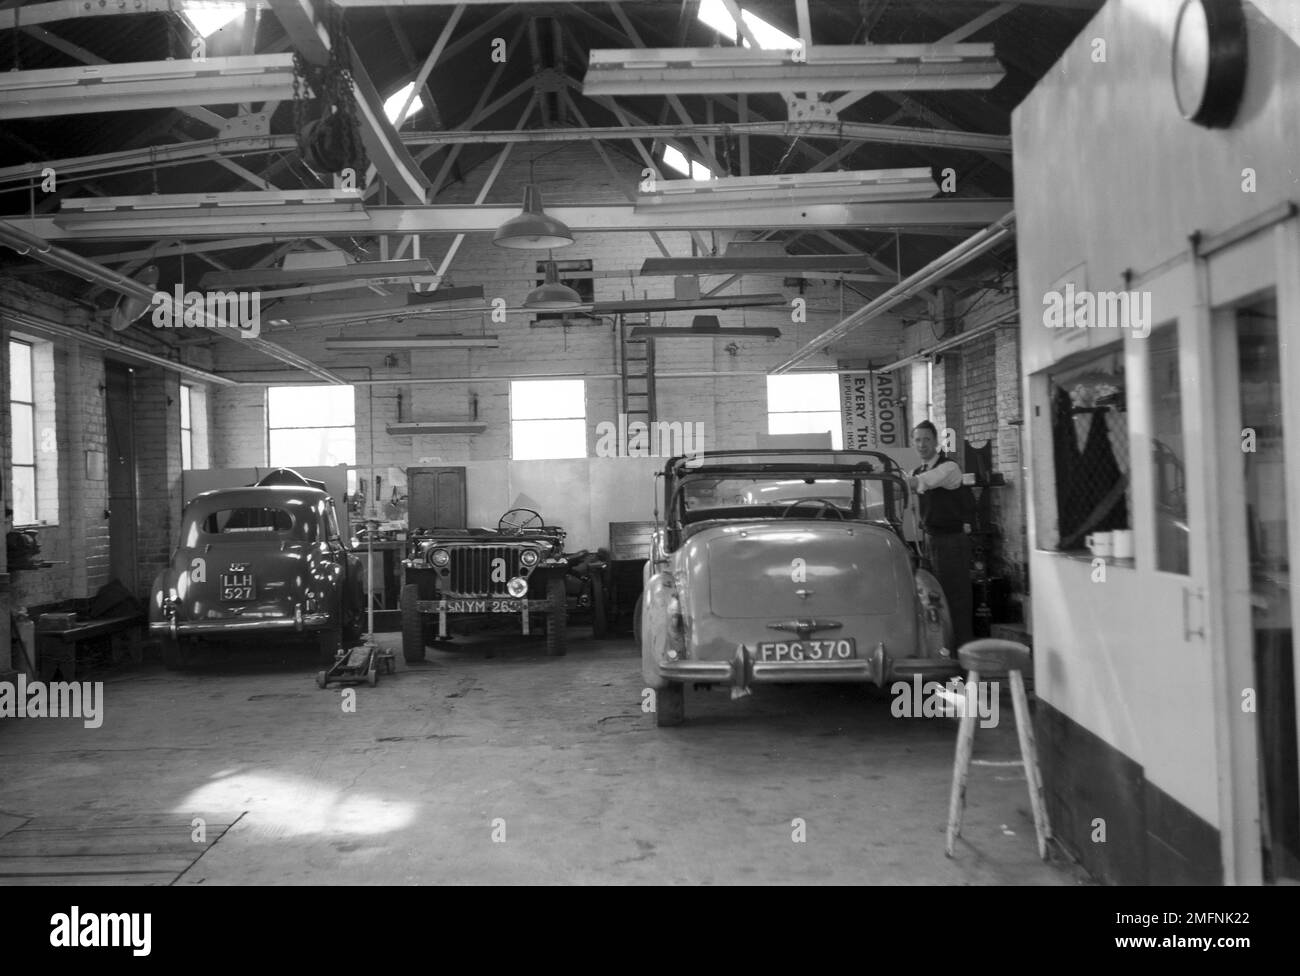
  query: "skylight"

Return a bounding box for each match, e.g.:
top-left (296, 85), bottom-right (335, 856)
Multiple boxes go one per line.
top-left (183, 1), bottom-right (245, 38)
top-left (661, 144), bottom-right (713, 181)
top-left (383, 82), bottom-right (425, 125)
top-left (697, 0), bottom-right (800, 50)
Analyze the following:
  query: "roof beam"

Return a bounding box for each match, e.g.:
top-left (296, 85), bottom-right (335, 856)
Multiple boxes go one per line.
top-left (267, 0), bottom-right (430, 204)
top-left (37, 198), bottom-right (1013, 240)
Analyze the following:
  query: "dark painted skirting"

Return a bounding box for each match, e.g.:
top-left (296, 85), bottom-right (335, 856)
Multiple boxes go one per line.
top-left (1037, 700), bottom-right (1222, 885)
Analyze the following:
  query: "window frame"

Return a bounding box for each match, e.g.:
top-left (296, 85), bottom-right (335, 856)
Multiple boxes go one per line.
top-left (8, 339), bottom-right (39, 527)
top-left (765, 372), bottom-right (844, 450)
top-left (509, 379), bottom-right (588, 461)
top-left (265, 385), bottom-right (357, 473)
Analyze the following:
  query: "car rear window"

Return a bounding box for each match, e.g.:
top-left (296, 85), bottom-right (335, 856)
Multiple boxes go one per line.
top-left (185, 506), bottom-right (310, 545)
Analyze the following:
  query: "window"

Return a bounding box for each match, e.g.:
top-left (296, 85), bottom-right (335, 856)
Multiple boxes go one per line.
top-left (180, 384), bottom-right (193, 471)
top-left (1148, 324), bottom-right (1188, 573)
top-left (267, 386), bottom-right (356, 474)
top-left (9, 340), bottom-right (36, 525)
top-left (533, 259), bottom-right (595, 322)
top-left (1047, 345), bottom-right (1129, 550)
top-left (766, 373), bottom-right (843, 449)
top-left (511, 380), bottom-right (586, 460)
top-left (697, 0), bottom-right (799, 50)
top-left (659, 144), bottom-right (713, 181)
top-left (383, 81), bottom-right (425, 125)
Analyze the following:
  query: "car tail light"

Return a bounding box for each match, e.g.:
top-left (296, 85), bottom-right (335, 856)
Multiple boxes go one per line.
top-left (668, 596), bottom-right (683, 632)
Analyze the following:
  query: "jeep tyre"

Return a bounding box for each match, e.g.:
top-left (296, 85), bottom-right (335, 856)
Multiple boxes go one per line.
top-left (655, 682), bottom-right (685, 727)
top-left (545, 573), bottom-right (567, 656)
top-left (401, 583), bottom-right (426, 664)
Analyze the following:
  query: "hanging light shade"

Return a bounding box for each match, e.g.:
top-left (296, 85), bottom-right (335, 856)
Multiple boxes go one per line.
top-left (524, 260), bottom-right (582, 309)
top-left (493, 183), bottom-right (574, 249)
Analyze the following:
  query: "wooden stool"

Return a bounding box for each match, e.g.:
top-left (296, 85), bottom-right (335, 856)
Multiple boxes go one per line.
top-left (945, 638), bottom-right (1051, 859)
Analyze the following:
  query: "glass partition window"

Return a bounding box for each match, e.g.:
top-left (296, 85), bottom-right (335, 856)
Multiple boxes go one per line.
top-left (1047, 344), bottom-right (1130, 550)
top-left (1149, 324), bottom-right (1189, 573)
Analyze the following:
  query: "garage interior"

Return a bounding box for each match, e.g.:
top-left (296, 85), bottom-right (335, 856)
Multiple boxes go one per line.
top-left (0, 0), bottom-right (1296, 887)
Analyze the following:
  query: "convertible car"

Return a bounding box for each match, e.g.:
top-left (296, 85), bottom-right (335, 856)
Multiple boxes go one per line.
top-left (149, 468), bottom-right (365, 668)
top-left (400, 508), bottom-right (607, 663)
top-left (637, 449), bottom-right (959, 726)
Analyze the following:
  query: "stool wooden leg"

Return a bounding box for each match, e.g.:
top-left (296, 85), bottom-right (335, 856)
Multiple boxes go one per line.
top-left (946, 668), bottom-right (980, 856)
top-left (1010, 668), bottom-right (1051, 859)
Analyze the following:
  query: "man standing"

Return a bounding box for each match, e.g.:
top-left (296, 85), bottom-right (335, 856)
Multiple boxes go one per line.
top-left (907, 421), bottom-right (974, 652)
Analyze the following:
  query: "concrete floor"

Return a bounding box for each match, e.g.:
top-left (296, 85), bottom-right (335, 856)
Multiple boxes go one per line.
top-left (0, 629), bottom-right (1094, 885)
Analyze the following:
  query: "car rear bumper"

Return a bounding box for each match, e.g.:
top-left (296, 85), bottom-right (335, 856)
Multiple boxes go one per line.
top-left (150, 611), bottom-right (331, 636)
top-left (659, 643), bottom-right (960, 688)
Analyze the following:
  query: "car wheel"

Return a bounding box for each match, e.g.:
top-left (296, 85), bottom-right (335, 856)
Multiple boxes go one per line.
top-left (318, 626), bottom-right (342, 667)
top-left (591, 573), bottom-right (608, 639)
top-left (401, 583), bottom-right (426, 664)
top-left (632, 595), bottom-right (643, 650)
top-left (160, 635), bottom-right (191, 670)
top-left (545, 573), bottom-right (567, 657)
top-left (655, 682), bottom-right (685, 727)
top-left (315, 670), bottom-right (328, 689)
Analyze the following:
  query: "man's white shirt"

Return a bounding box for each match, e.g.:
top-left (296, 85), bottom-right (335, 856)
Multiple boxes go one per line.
top-left (914, 457), bottom-right (963, 492)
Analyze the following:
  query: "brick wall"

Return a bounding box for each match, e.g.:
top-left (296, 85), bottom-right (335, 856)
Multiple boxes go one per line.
top-left (2, 282), bottom-right (221, 613)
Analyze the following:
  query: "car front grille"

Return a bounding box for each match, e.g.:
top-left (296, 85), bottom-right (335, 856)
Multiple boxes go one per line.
top-left (444, 546), bottom-right (526, 598)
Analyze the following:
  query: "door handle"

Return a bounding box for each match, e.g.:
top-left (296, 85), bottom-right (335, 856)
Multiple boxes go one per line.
top-left (1182, 586), bottom-right (1205, 640)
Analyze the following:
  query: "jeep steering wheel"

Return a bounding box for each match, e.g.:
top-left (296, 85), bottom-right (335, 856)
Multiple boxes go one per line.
top-left (781, 498), bottom-right (845, 521)
top-left (499, 508), bottom-right (545, 534)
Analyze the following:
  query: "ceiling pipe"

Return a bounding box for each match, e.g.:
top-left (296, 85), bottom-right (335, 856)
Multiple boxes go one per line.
top-left (770, 210), bottom-right (1016, 373)
top-left (0, 218), bottom-right (345, 384)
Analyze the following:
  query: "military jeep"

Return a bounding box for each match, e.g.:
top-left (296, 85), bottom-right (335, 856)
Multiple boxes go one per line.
top-left (400, 508), bottom-right (606, 663)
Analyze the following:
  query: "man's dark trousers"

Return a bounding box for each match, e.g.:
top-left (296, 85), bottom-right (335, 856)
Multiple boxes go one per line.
top-left (926, 531), bottom-right (973, 652)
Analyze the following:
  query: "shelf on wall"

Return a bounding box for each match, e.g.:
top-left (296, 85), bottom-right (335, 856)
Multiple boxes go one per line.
top-left (385, 422), bottom-right (487, 435)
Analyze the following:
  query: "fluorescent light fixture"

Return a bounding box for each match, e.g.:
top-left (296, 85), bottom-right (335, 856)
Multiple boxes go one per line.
top-left (183, 1), bottom-right (246, 38)
top-left (697, 0), bottom-right (799, 50)
top-left (55, 189), bottom-right (367, 234)
top-left (384, 82), bottom-right (424, 125)
top-left (660, 144), bottom-right (713, 181)
top-left (0, 55), bottom-right (297, 120)
top-left (582, 44), bottom-right (1004, 96)
top-left (200, 258), bottom-right (436, 291)
top-left (326, 335), bottom-right (500, 350)
top-left (637, 167), bottom-right (937, 211)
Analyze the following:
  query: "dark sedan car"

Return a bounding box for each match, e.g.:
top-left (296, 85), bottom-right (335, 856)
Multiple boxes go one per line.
top-left (148, 469), bottom-right (364, 668)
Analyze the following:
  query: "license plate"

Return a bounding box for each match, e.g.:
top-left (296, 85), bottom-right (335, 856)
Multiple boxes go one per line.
top-left (757, 638), bottom-right (856, 662)
top-left (445, 599), bottom-right (525, 613)
top-left (221, 572), bottom-right (255, 602)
